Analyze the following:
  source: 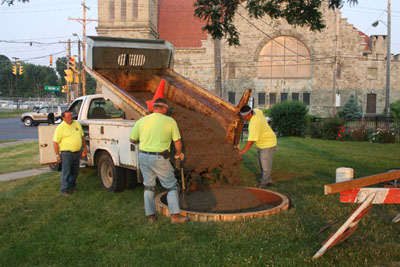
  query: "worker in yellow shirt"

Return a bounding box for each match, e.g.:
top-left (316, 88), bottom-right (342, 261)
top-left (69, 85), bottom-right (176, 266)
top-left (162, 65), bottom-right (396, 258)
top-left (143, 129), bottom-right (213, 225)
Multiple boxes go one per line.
top-left (130, 98), bottom-right (188, 224)
top-left (53, 110), bottom-right (87, 196)
top-left (238, 105), bottom-right (277, 188)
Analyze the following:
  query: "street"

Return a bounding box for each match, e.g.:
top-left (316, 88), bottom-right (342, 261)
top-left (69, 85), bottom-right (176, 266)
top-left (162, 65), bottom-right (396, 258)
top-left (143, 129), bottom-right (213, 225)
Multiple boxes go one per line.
top-left (0, 118), bottom-right (38, 140)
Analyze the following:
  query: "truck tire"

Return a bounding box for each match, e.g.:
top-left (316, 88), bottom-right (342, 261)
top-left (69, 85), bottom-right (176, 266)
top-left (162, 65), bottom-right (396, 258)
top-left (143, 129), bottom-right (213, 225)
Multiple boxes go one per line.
top-left (49, 163), bottom-right (62, 171)
top-left (23, 117), bottom-right (33, 127)
top-left (126, 169), bottom-right (138, 189)
top-left (97, 152), bottom-right (126, 192)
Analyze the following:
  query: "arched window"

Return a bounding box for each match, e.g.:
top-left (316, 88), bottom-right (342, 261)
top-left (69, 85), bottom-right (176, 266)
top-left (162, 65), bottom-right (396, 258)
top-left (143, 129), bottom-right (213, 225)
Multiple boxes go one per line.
top-left (258, 36), bottom-right (311, 79)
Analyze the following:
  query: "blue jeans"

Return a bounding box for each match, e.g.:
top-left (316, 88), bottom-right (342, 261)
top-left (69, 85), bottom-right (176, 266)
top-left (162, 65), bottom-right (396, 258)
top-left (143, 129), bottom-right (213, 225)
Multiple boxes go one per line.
top-left (60, 151), bottom-right (81, 194)
top-left (258, 146), bottom-right (276, 185)
top-left (139, 153), bottom-right (180, 216)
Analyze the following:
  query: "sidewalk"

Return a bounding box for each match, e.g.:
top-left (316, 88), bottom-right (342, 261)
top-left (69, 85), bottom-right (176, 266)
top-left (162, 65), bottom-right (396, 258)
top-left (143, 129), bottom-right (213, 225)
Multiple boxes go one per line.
top-left (0, 139), bottom-right (51, 182)
top-left (0, 139), bottom-right (37, 148)
top-left (0, 167), bottom-right (51, 182)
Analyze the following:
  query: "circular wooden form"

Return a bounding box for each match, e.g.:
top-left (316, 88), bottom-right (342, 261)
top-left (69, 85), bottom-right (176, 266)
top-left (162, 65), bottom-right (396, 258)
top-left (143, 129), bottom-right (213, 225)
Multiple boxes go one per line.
top-left (155, 186), bottom-right (290, 222)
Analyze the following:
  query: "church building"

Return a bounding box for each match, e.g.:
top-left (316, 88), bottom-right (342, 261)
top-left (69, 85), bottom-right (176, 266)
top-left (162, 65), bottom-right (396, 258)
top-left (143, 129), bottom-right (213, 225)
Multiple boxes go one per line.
top-left (96, 0), bottom-right (400, 117)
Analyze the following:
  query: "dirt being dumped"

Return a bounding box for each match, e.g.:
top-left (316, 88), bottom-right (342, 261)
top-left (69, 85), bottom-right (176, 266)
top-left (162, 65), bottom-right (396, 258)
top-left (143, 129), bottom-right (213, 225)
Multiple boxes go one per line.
top-left (132, 91), bottom-right (243, 187)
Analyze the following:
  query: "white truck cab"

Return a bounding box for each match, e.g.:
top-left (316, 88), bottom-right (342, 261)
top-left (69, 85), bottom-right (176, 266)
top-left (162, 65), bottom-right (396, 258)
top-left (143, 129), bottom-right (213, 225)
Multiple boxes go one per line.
top-left (38, 94), bottom-right (141, 193)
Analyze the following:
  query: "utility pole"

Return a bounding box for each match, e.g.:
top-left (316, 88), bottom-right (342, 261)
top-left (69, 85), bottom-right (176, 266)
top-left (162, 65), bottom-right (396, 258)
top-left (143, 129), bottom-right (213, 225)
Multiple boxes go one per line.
top-left (69, 0), bottom-right (98, 96)
top-left (385, 0), bottom-right (391, 129)
top-left (77, 39), bottom-right (82, 97)
top-left (214, 38), bottom-right (222, 97)
top-left (332, 7), bottom-right (339, 116)
top-left (67, 39), bottom-right (72, 103)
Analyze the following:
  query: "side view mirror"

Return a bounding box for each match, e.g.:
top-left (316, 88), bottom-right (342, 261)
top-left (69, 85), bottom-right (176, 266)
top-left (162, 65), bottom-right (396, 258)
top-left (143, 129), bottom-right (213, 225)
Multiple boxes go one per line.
top-left (47, 113), bottom-right (55, 125)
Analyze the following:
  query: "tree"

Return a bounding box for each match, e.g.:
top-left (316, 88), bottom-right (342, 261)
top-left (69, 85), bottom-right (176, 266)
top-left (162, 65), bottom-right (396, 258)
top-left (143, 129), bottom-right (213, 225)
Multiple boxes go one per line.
top-left (56, 57), bottom-right (68, 85)
top-left (0, 55), bottom-right (14, 96)
top-left (342, 94), bottom-right (361, 120)
top-left (1, 0), bottom-right (29, 6)
top-left (18, 63), bottom-right (58, 97)
top-left (194, 0), bottom-right (358, 46)
top-left (86, 73), bottom-right (97, 95)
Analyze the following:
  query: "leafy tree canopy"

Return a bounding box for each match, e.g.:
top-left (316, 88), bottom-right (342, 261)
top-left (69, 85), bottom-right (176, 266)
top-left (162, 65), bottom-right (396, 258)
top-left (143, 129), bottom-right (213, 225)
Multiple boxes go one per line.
top-left (1, 0), bottom-right (29, 6)
top-left (194, 0), bottom-right (358, 46)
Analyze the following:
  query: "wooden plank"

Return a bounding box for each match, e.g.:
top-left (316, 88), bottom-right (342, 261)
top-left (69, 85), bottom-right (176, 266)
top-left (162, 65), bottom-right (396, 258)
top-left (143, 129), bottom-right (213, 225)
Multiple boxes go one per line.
top-left (313, 192), bottom-right (375, 259)
top-left (324, 170), bottom-right (400, 195)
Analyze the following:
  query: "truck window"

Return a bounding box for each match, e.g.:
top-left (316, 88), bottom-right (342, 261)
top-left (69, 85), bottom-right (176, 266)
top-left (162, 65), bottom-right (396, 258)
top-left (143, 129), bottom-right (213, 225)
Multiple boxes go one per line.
top-left (88, 98), bottom-right (124, 119)
top-left (68, 100), bottom-right (83, 119)
top-left (39, 107), bottom-right (48, 113)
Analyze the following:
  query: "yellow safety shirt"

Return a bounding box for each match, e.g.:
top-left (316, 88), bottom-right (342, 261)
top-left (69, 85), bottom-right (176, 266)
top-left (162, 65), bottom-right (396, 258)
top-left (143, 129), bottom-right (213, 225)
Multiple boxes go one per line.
top-left (248, 109), bottom-right (277, 149)
top-left (53, 120), bottom-right (84, 152)
top-left (130, 113), bottom-right (181, 152)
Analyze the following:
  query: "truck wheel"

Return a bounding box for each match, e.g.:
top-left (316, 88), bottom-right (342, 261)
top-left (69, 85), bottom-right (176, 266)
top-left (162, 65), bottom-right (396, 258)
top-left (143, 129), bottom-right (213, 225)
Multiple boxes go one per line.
top-left (126, 169), bottom-right (138, 190)
top-left (24, 117), bottom-right (33, 127)
top-left (97, 152), bottom-right (126, 192)
top-left (49, 163), bottom-right (61, 171)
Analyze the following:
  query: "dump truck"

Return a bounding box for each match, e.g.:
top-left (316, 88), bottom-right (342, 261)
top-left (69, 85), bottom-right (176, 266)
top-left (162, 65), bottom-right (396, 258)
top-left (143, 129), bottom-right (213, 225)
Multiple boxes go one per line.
top-left (39, 36), bottom-right (250, 193)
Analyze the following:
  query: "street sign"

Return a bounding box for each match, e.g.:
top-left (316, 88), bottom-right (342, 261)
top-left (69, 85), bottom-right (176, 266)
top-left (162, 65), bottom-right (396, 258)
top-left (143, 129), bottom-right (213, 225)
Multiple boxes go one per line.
top-left (44, 86), bottom-right (61, 92)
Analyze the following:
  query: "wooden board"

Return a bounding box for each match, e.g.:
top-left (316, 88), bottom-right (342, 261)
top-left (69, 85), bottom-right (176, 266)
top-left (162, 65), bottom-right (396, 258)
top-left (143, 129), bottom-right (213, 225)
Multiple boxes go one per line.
top-left (313, 192), bottom-right (375, 259)
top-left (324, 170), bottom-right (400, 195)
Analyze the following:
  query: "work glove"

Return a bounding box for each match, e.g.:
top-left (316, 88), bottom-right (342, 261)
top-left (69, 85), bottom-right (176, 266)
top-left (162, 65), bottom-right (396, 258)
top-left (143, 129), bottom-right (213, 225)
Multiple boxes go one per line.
top-left (174, 153), bottom-right (184, 161)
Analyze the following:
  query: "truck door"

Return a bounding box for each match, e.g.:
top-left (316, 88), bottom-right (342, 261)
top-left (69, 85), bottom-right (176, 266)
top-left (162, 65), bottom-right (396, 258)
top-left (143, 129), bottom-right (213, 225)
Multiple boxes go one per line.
top-left (38, 125), bottom-right (58, 164)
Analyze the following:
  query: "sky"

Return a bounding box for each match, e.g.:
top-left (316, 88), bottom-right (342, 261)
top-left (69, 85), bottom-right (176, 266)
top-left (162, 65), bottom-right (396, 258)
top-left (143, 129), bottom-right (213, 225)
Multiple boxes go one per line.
top-left (0, 0), bottom-right (399, 68)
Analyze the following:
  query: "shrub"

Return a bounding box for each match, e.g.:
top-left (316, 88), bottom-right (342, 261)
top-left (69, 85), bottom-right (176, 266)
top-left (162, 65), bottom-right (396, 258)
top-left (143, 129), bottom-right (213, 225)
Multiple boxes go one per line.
top-left (351, 125), bottom-right (372, 141)
top-left (370, 129), bottom-right (397, 144)
top-left (336, 125), bottom-right (353, 141)
top-left (262, 108), bottom-right (271, 117)
top-left (390, 100), bottom-right (400, 134)
top-left (321, 116), bottom-right (346, 140)
top-left (269, 101), bottom-right (308, 136)
top-left (308, 121), bottom-right (324, 138)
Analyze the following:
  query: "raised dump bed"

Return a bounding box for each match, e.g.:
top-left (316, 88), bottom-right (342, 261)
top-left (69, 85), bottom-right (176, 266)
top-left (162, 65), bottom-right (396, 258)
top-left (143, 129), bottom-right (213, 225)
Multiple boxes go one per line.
top-left (85, 36), bottom-right (250, 146)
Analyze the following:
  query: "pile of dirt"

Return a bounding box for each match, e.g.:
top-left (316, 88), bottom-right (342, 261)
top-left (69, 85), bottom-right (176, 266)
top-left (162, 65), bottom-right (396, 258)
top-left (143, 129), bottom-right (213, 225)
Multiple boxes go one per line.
top-left (132, 91), bottom-right (242, 187)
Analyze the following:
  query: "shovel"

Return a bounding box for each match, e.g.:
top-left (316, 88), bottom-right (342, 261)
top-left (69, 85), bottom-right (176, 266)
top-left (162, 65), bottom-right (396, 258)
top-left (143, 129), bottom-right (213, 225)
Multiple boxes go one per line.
top-left (178, 160), bottom-right (188, 209)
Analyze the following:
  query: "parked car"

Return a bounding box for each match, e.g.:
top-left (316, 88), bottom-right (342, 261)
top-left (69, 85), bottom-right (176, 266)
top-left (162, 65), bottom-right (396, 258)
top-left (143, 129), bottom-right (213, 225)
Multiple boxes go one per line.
top-left (20, 105), bottom-right (68, 127)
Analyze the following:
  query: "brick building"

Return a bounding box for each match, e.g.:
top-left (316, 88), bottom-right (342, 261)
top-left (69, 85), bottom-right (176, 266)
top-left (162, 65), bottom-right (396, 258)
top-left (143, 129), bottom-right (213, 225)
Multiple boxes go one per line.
top-left (96, 0), bottom-right (400, 117)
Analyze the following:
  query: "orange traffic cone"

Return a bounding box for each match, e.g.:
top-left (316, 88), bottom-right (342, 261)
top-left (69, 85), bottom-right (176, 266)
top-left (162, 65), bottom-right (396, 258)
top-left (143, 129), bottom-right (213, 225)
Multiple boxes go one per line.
top-left (146, 79), bottom-right (165, 112)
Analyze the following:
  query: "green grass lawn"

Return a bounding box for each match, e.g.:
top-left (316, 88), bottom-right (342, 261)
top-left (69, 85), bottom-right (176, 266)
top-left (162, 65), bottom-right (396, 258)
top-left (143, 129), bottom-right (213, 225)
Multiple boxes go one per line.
top-left (0, 142), bottom-right (42, 174)
top-left (0, 109), bottom-right (29, 118)
top-left (0, 137), bottom-right (399, 266)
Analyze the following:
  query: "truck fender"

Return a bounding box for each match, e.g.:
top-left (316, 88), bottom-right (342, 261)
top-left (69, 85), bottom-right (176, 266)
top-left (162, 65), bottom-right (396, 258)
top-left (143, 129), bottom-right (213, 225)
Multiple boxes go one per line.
top-left (93, 148), bottom-right (117, 166)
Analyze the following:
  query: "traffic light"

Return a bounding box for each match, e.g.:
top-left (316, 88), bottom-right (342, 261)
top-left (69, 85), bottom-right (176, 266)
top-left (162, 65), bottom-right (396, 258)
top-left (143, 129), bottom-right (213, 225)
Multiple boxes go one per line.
top-left (64, 69), bottom-right (73, 83)
top-left (19, 65), bottom-right (24, 75)
top-left (50, 56), bottom-right (53, 66)
top-left (12, 65), bottom-right (17, 75)
top-left (61, 85), bottom-right (68, 93)
top-left (69, 56), bottom-right (76, 70)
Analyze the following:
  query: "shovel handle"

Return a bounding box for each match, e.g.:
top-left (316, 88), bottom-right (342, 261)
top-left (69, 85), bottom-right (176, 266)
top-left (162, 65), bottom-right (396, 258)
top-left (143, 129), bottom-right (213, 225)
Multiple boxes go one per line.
top-left (181, 168), bottom-right (186, 191)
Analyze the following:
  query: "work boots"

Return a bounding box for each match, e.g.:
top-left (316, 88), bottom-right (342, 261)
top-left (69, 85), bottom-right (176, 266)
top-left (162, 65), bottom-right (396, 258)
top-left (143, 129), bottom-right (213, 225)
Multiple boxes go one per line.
top-left (148, 214), bottom-right (157, 224)
top-left (170, 214), bottom-right (189, 224)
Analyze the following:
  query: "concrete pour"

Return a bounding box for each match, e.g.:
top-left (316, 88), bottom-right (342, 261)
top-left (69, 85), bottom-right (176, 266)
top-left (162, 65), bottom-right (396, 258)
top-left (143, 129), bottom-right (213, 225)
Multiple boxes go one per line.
top-left (133, 91), bottom-right (243, 187)
top-left (132, 92), bottom-right (265, 212)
